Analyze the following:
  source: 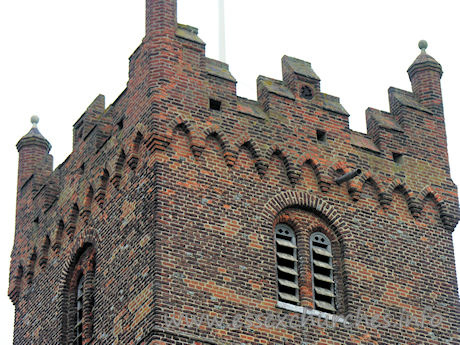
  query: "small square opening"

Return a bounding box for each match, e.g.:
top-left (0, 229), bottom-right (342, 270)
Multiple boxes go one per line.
top-left (393, 152), bottom-right (403, 165)
top-left (316, 129), bottom-right (327, 143)
top-left (79, 163), bottom-right (85, 174)
top-left (210, 99), bottom-right (222, 111)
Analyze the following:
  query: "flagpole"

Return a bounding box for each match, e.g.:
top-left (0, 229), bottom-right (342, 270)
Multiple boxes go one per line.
top-left (218, 0), bottom-right (226, 62)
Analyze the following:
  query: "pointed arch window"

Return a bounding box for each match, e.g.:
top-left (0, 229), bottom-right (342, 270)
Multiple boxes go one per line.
top-left (275, 224), bottom-right (299, 305)
top-left (310, 232), bottom-right (336, 313)
top-left (62, 244), bottom-right (95, 344)
top-left (74, 275), bottom-right (84, 345)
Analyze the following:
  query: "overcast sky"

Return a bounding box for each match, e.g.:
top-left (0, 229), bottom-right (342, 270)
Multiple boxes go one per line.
top-left (0, 1), bottom-right (458, 342)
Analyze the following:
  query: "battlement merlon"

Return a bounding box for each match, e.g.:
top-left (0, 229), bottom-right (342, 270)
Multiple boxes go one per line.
top-left (72, 94), bottom-right (111, 152)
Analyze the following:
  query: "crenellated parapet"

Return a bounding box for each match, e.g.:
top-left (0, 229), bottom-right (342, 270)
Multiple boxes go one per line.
top-left (9, 2), bottom-right (459, 327)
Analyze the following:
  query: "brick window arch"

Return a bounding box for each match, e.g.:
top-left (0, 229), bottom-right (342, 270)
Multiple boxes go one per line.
top-left (62, 244), bottom-right (96, 344)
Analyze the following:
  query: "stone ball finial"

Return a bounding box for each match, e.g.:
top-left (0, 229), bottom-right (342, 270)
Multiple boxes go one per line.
top-left (418, 40), bottom-right (428, 52)
top-left (31, 115), bottom-right (39, 128)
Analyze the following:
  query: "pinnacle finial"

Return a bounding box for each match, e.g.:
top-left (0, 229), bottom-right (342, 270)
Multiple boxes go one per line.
top-left (31, 115), bottom-right (39, 128)
top-left (418, 40), bottom-right (428, 53)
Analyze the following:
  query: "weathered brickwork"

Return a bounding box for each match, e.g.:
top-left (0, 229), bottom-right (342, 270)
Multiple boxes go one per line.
top-left (8, 1), bottom-right (460, 344)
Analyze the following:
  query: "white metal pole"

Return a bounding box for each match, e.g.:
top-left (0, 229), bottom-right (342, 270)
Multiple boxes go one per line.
top-left (218, 0), bottom-right (226, 62)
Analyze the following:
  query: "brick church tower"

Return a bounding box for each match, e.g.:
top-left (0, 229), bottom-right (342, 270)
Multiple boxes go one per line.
top-left (9, 1), bottom-right (460, 344)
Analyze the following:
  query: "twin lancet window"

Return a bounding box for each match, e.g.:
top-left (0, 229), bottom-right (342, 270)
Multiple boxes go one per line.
top-left (275, 224), bottom-right (336, 313)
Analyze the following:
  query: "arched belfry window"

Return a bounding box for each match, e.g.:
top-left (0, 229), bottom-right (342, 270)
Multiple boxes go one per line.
top-left (62, 244), bottom-right (95, 344)
top-left (310, 232), bottom-right (336, 313)
top-left (275, 224), bottom-right (299, 305)
top-left (75, 275), bottom-right (84, 345)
